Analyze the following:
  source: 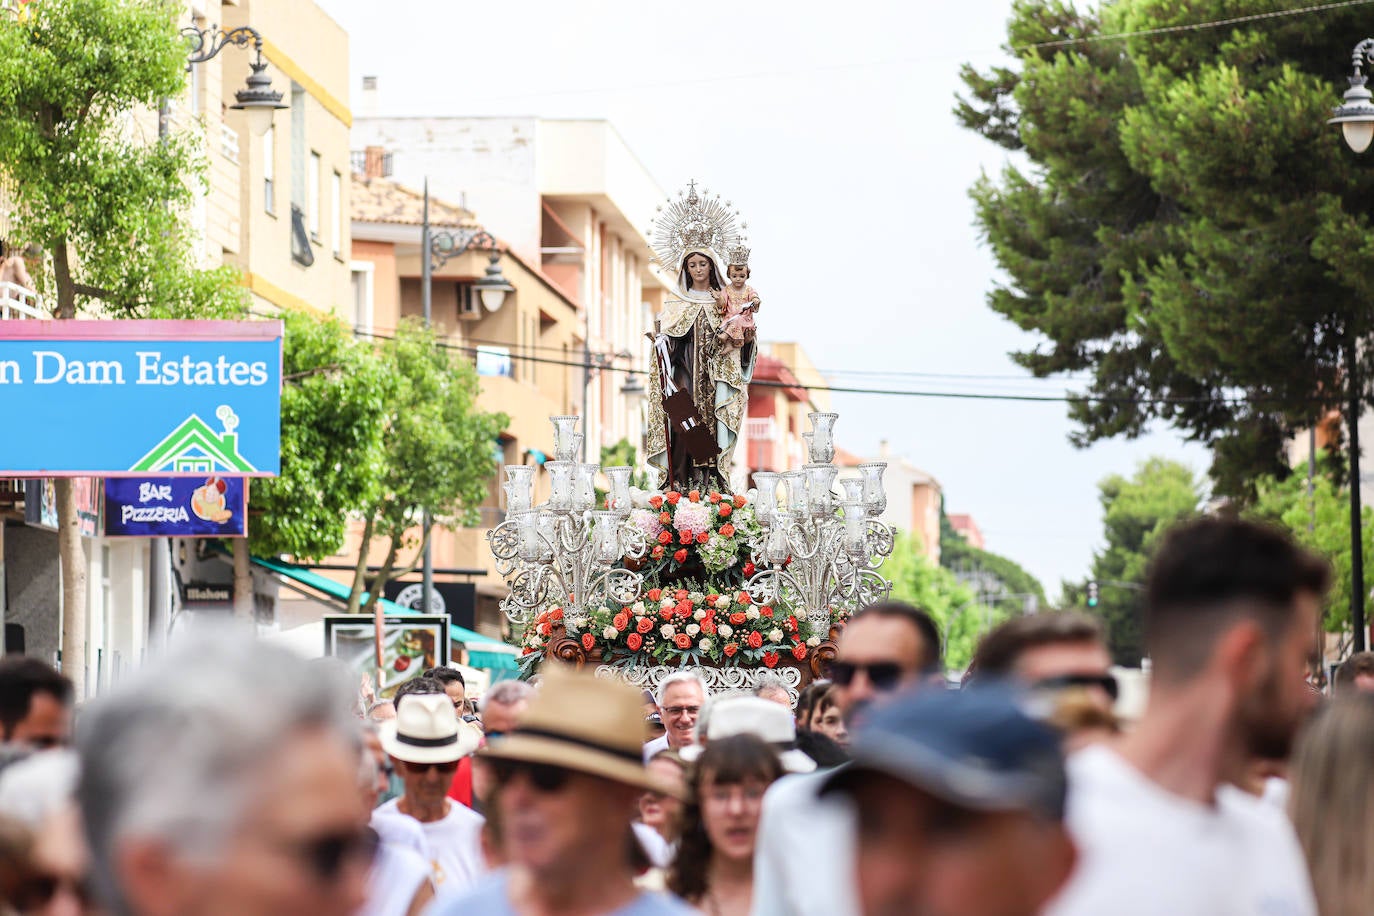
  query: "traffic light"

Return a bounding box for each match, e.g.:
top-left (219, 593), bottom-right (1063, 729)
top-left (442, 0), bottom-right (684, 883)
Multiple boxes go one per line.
top-left (1086, 580), bottom-right (1100, 608)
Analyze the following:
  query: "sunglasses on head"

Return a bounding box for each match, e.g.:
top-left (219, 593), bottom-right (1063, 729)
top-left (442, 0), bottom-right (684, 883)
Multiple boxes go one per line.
top-left (1033, 673), bottom-right (1120, 701)
top-left (490, 759), bottom-right (574, 793)
top-left (287, 827), bottom-right (379, 883)
top-left (826, 660), bottom-right (904, 691)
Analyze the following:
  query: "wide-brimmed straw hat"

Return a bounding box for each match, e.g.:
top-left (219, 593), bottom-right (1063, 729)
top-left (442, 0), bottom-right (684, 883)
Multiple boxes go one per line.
top-left (379, 693), bottom-right (482, 764)
top-left (679, 695), bottom-right (816, 773)
top-left (482, 665), bottom-right (684, 798)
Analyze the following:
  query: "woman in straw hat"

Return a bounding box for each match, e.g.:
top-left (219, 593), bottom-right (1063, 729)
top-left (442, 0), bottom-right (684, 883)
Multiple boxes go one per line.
top-left (429, 666), bottom-right (694, 916)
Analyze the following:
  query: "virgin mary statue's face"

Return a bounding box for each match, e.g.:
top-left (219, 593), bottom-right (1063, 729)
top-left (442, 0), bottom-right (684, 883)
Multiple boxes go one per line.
top-left (685, 254), bottom-right (712, 288)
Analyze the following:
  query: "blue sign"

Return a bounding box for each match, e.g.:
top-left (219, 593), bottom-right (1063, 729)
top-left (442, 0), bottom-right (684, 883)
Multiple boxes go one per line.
top-left (0, 320), bottom-right (281, 476)
top-left (104, 476), bottom-right (246, 538)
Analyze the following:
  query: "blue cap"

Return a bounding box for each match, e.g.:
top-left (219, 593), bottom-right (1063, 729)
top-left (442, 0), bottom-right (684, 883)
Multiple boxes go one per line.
top-left (820, 684), bottom-right (1067, 820)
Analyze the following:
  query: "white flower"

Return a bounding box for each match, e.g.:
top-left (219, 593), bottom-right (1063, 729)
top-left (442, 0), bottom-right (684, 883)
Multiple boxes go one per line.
top-left (806, 636), bottom-right (821, 647)
top-left (719, 624), bottom-right (734, 638)
top-left (768, 628), bottom-right (784, 643)
top-left (714, 594), bottom-right (732, 609)
top-left (686, 624), bottom-right (701, 637)
top-left (693, 609), bottom-right (706, 621)
top-left (603, 626), bottom-right (619, 640)
top-left (660, 624), bottom-right (676, 638)
top-left (660, 598), bottom-right (675, 610)
top-left (689, 591), bottom-right (705, 604)
top-left (746, 608), bottom-right (761, 620)
top-left (632, 601), bottom-right (646, 614)
top-left (572, 616), bottom-right (589, 629)
top-left (699, 638), bottom-right (713, 652)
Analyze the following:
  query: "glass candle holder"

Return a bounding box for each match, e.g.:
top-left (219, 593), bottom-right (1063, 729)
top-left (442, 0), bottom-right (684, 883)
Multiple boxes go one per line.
top-left (512, 509), bottom-right (542, 563)
top-left (802, 432), bottom-right (815, 464)
top-left (839, 477), bottom-right (864, 502)
top-left (841, 499), bottom-right (867, 559)
top-left (805, 464), bottom-right (837, 516)
top-left (546, 461), bottom-right (574, 512)
top-left (504, 464), bottom-right (535, 507)
top-left (752, 471), bottom-right (779, 527)
top-left (604, 466), bottom-right (633, 514)
top-left (765, 523), bottom-right (790, 566)
top-left (502, 481), bottom-right (530, 515)
top-left (591, 510), bottom-right (621, 564)
top-left (857, 462), bottom-right (887, 516)
top-left (781, 471), bottom-right (807, 516)
top-left (807, 412), bottom-right (839, 464)
top-left (550, 416), bottom-right (580, 462)
top-left (573, 463), bottom-right (599, 513)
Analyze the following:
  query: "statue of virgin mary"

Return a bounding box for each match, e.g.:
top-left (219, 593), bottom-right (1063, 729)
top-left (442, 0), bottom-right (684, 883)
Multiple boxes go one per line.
top-left (644, 182), bottom-right (756, 491)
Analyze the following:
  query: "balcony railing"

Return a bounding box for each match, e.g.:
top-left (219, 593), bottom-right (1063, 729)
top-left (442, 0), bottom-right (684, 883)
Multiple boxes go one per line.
top-left (745, 417), bottom-right (778, 441)
top-left (0, 282), bottom-right (45, 319)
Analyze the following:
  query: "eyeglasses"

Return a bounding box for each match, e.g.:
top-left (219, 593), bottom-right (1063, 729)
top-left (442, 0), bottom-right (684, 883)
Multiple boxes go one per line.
top-left (13, 871), bottom-right (93, 911)
top-left (662, 705), bottom-right (701, 717)
top-left (1033, 673), bottom-right (1120, 701)
top-left (286, 827), bottom-right (379, 883)
top-left (826, 660), bottom-right (904, 691)
top-left (400, 758), bottom-right (460, 774)
top-left (490, 760), bottom-right (574, 793)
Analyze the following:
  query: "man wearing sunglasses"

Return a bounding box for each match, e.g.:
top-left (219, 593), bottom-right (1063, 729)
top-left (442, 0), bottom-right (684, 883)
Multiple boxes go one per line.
top-left (432, 665), bottom-right (691, 916)
top-left (965, 611), bottom-right (1116, 713)
top-left (375, 693), bottom-right (484, 900)
top-left (752, 600), bottom-right (944, 916)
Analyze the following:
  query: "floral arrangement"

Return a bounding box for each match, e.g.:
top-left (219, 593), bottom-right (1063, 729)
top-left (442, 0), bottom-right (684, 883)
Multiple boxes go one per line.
top-left (626, 487), bottom-right (763, 586)
top-left (518, 585), bottom-right (821, 669)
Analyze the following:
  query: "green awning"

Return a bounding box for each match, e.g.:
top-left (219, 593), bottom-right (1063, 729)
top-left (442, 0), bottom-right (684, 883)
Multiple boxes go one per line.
top-left (251, 555), bottom-right (519, 671)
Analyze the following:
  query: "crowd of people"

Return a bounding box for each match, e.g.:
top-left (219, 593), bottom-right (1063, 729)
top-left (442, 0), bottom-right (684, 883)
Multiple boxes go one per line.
top-left (3, 515), bottom-right (1374, 914)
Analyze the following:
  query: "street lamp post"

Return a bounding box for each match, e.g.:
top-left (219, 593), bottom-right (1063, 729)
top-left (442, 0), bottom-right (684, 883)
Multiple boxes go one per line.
top-left (420, 180), bottom-right (514, 616)
top-left (161, 24), bottom-right (287, 140)
top-left (1328, 42), bottom-right (1374, 653)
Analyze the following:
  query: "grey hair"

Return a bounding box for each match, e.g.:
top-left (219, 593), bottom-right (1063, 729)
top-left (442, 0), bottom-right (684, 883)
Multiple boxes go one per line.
top-left (655, 670), bottom-right (711, 706)
top-left (482, 679), bottom-right (534, 709)
top-left (76, 635), bottom-right (358, 915)
top-left (0, 749), bottom-right (78, 828)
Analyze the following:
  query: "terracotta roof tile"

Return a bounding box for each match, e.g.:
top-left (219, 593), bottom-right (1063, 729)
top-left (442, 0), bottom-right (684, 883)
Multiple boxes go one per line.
top-left (351, 175), bottom-right (480, 228)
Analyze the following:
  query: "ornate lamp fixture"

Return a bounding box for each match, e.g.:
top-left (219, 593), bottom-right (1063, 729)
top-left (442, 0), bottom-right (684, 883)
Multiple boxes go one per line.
top-left (487, 415), bottom-right (646, 625)
top-left (744, 412), bottom-right (895, 635)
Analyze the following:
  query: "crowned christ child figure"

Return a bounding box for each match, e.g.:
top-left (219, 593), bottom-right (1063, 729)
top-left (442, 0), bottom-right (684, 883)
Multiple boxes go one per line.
top-left (717, 242), bottom-right (760, 352)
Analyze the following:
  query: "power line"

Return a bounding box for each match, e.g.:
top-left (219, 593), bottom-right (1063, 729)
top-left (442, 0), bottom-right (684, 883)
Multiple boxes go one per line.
top-left (351, 328), bottom-right (1336, 408)
top-left (1015, 0), bottom-right (1374, 51)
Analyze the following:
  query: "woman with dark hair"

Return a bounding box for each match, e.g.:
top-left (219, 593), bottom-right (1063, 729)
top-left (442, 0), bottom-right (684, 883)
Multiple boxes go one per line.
top-left (668, 735), bottom-right (783, 915)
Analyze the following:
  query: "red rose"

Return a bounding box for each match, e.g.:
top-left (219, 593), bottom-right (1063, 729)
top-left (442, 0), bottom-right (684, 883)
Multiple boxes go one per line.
top-left (676, 601), bottom-right (693, 618)
top-left (763, 651), bottom-right (780, 668)
top-left (627, 632), bottom-right (643, 651)
top-left (660, 608), bottom-right (674, 620)
top-left (657, 530), bottom-right (673, 545)
top-left (719, 523), bottom-right (736, 538)
top-left (637, 616), bottom-right (653, 633)
top-left (666, 492), bottom-right (681, 505)
top-left (688, 489), bottom-right (701, 502)
top-left (786, 615), bottom-right (799, 631)
top-left (550, 608), bottom-right (564, 621)
top-left (676, 589), bottom-right (690, 601)
top-left (747, 631), bottom-right (764, 649)
top-left (581, 633), bottom-right (595, 650)
top-left (702, 620), bottom-right (717, 636)
top-left (522, 646), bottom-right (534, 656)
top-left (733, 494), bottom-right (747, 508)
top-left (724, 642), bottom-right (739, 657)
top-left (674, 633), bottom-right (692, 649)
top-left (792, 644), bottom-right (807, 660)
top-left (613, 612), bottom-right (630, 631)
top-left (696, 531), bottom-right (709, 544)
top-left (673, 548), bottom-right (688, 563)
top-left (649, 495), bottom-right (664, 509)
top-left (730, 612), bottom-right (748, 625)
top-left (761, 606), bottom-right (774, 618)
top-left (660, 511), bottom-right (672, 524)
top-left (719, 503), bottom-right (732, 518)
top-left (651, 546), bottom-right (664, 559)
top-left (737, 591), bottom-right (752, 605)
top-left (679, 531), bottom-right (693, 545)
top-left (743, 562), bottom-right (756, 577)
top-left (539, 622), bottom-right (552, 636)
top-left (648, 588), bottom-right (663, 602)
top-left (709, 491), bottom-right (722, 503)
top-left (791, 633), bottom-right (802, 643)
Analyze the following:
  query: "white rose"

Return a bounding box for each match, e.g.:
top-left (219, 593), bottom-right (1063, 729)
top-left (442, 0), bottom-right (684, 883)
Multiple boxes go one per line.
top-left (768, 628), bottom-right (784, 643)
top-left (686, 624), bottom-right (701, 637)
top-left (746, 608), bottom-right (761, 620)
top-left (689, 591), bottom-right (704, 603)
top-left (806, 636), bottom-right (821, 647)
top-left (660, 598), bottom-right (675, 610)
top-left (719, 624), bottom-right (734, 638)
top-left (693, 609), bottom-right (707, 621)
top-left (660, 624), bottom-right (676, 638)
top-left (715, 594), bottom-right (732, 608)
top-left (632, 601), bottom-right (646, 614)
top-left (603, 626), bottom-right (619, 640)
top-left (572, 616), bottom-right (589, 629)
top-left (699, 638), bottom-right (713, 652)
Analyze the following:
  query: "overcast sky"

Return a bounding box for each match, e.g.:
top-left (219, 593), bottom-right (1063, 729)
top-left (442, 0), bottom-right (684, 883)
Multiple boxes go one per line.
top-left (318, 0), bottom-right (1212, 596)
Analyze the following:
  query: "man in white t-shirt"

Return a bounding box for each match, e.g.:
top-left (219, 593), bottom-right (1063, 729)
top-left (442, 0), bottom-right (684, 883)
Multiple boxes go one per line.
top-left (642, 671), bottom-right (709, 761)
top-left (1049, 517), bottom-right (1327, 916)
top-left (375, 693), bottom-right (485, 899)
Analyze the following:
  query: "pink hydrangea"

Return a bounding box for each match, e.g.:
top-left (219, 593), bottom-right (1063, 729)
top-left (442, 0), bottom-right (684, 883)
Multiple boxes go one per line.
top-left (671, 501), bottom-right (713, 538)
top-left (629, 508), bottom-right (664, 540)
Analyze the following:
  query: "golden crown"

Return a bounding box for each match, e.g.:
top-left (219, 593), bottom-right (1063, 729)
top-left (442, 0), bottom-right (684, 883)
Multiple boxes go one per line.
top-left (647, 179), bottom-right (744, 273)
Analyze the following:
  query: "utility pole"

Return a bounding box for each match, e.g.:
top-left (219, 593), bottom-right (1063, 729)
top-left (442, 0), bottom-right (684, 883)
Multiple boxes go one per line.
top-left (420, 180), bottom-right (434, 616)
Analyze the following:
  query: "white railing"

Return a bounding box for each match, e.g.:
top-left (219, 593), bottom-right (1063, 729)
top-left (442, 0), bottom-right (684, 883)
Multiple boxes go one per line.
top-left (745, 417), bottom-right (778, 441)
top-left (0, 281), bottom-right (45, 319)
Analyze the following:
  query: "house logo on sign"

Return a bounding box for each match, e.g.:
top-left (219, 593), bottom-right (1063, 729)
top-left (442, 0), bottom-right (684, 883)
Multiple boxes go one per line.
top-left (130, 406), bottom-right (256, 473)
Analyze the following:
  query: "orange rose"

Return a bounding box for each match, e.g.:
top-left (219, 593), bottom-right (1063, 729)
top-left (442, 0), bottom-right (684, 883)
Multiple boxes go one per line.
top-left (761, 606), bottom-right (774, 618)
top-left (647, 588), bottom-right (663, 601)
top-left (649, 495), bottom-right (664, 509)
top-left (657, 530), bottom-right (672, 545)
top-left (719, 503), bottom-right (732, 518)
top-left (660, 511), bottom-right (672, 524)
top-left (651, 546), bottom-right (664, 559)
top-left (709, 491), bottom-right (722, 503)
top-left (581, 633), bottom-right (595, 650)
top-left (701, 620), bottom-right (717, 636)
top-left (724, 642), bottom-right (739, 657)
top-left (696, 531), bottom-right (709, 544)
top-left (550, 608), bottom-right (564, 621)
top-left (737, 591), bottom-right (752, 605)
top-left (539, 622), bottom-right (552, 636)
top-left (729, 612), bottom-right (747, 625)
top-left (613, 612), bottom-right (630, 631)
top-left (679, 531), bottom-right (693, 545)
top-left (763, 651), bottom-right (779, 668)
top-left (627, 633), bottom-right (644, 651)
top-left (734, 494), bottom-right (747, 508)
top-left (688, 489), bottom-right (700, 502)
top-left (673, 549), bottom-right (688, 563)
top-left (666, 492), bottom-right (681, 505)
top-left (719, 523), bottom-right (736, 537)
top-left (637, 616), bottom-right (653, 633)
top-left (747, 631), bottom-right (764, 649)
top-left (675, 589), bottom-right (690, 601)
top-left (673, 633), bottom-right (692, 649)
